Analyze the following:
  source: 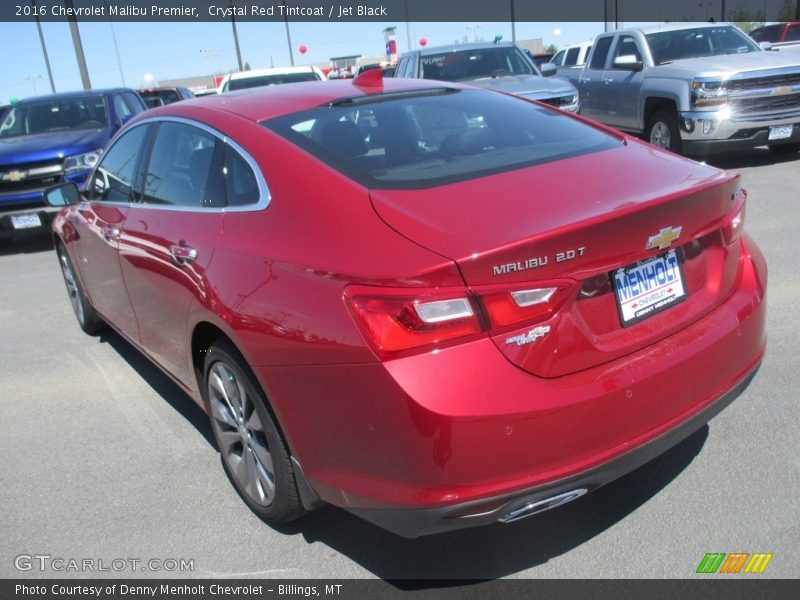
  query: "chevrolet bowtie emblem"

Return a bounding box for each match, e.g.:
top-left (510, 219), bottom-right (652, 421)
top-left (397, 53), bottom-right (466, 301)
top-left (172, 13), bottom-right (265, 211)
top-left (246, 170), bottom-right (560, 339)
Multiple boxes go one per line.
top-left (646, 226), bottom-right (682, 251)
top-left (3, 170), bottom-right (26, 182)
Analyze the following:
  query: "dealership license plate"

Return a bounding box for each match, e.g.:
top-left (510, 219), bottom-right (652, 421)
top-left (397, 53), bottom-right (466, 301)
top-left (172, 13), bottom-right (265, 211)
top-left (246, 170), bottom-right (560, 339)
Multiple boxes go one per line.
top-left (10, 213), bottom-right (42, 230)
top-left (768, 125), bottom-right (793, 141)
top-left (612, 249), bottom-right (687, 327)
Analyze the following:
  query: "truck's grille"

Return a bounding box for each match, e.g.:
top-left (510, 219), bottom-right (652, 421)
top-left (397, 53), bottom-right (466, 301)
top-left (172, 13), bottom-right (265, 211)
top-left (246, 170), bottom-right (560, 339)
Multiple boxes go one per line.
top-left (734, 93), bottom-right (800, 113)
top-left (0, 161), bottom-right (64, 194)
top-left (725, 72), bottom-right (800, 93)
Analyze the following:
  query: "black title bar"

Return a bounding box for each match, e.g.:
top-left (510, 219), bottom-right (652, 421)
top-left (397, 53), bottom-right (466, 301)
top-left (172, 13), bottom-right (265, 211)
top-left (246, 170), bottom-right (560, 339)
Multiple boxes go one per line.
top-left (2, 0), bottom-right (796, 23)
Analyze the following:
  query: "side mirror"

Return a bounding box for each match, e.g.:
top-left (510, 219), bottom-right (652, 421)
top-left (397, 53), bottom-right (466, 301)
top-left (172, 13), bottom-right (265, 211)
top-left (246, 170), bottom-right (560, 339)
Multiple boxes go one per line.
top-left (44, 182), bottom-right (80, 207)
top-left (759, 41), bottom-right (773, 51)
top-left (539, 63), bottom-right (557, 77)
top-left (612, 54), bottom-right (644, 71)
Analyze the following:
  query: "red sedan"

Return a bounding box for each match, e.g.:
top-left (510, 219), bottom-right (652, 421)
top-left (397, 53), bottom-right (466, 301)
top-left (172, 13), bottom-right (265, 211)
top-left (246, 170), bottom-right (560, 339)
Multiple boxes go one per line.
top-left (46, 73), bottom-right (766, 537)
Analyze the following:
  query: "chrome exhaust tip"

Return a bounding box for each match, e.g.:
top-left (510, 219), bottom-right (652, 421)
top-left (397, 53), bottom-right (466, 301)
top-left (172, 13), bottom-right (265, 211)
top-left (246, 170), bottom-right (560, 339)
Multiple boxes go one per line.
top-left (498, 488), bottom-right (588, 523)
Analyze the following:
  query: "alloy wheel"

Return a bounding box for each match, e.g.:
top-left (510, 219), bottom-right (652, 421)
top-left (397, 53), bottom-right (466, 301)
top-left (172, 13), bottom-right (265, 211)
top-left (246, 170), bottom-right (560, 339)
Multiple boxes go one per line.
top-left (207, 361), bottom-right (276, 506)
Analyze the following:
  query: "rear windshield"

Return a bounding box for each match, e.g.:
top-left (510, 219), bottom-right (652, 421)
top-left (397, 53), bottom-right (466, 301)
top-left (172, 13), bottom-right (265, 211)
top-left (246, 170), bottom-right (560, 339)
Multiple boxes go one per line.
top-left (141, 89), bottom-right (181, 104)
top-left (419, 46), bottom-right (536, 81)
top-left (264, 88), bottom-right (620, 189)
top-left (227, 71), bottom-right (320, 91)
top-left (0, 96), bottom-right (108, 139)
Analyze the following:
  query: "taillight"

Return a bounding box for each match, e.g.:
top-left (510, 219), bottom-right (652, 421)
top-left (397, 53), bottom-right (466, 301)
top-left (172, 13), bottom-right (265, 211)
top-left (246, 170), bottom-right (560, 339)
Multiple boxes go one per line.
top-left (722, 188), bottom-right (746, 245)
top-left (477, 282), bottom-right (575, 334)
top-left (345, 280), bottom-right (577, 358)
top-left (344, 287), bottom-right (483, 356)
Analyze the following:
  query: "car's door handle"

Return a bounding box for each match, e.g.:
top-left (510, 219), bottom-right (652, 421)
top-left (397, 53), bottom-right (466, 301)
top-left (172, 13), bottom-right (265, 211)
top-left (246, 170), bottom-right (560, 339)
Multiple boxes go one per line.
top-left (170, 243), bottom-right (198, 265)
top-left (101, 226), bottom-right (120, 242)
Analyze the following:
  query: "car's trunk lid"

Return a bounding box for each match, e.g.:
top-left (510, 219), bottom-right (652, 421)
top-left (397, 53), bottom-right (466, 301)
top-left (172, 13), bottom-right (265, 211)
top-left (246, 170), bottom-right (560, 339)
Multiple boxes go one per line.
top-left (369, 142), bottom-right (744, 377)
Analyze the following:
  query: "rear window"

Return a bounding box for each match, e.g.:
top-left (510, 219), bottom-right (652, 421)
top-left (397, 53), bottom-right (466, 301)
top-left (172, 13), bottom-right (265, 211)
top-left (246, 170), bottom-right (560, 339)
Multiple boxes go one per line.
top-left (264, 88), bottom-right (620, 189)
top-left (418, 47), bottom-right (535, 81)
top-left (227, 71), bottom-right (320, 91)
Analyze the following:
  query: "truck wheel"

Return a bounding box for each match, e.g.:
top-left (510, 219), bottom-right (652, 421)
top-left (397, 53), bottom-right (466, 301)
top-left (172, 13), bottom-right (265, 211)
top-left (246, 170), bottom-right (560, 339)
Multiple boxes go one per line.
top-left (646, 110), bottom-right (682, 154)
top-left (768, 142), bottom-right (800, 155)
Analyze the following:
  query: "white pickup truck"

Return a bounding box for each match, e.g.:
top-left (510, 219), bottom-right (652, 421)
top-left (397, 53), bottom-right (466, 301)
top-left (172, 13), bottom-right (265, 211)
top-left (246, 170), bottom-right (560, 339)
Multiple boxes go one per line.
top-left (575, 22), bottom-right (800, 155)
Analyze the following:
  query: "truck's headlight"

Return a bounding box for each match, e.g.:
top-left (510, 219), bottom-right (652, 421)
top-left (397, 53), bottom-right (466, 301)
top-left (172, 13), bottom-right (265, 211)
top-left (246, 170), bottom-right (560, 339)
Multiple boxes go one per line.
top-left (692, 79), bottom-right (727, 108)
top-left (64, 150), bottom-right (103, 173)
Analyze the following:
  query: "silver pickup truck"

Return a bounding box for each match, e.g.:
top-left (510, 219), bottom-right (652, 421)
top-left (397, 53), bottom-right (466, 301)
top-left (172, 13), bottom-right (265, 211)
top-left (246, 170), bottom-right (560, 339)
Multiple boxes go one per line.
top-left (577, 22), bottom-right (800, 155)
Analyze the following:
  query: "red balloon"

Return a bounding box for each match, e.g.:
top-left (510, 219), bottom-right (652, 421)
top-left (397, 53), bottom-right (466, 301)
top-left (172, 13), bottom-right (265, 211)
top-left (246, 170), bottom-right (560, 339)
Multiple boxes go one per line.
top-left (419, 38), bottom-right (427, 47)
top-left (298, 44), bottom-right (308, 54)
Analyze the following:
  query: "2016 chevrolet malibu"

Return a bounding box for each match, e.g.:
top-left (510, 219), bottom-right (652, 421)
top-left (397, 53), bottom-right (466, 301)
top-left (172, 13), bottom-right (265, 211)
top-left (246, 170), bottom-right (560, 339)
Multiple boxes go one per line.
top-left (46, 72), bottom-right (766, 538)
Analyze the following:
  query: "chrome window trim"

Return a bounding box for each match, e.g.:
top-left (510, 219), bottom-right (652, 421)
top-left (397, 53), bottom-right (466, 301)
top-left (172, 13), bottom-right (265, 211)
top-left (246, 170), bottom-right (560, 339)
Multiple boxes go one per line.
top-left (86, 115), bottom-right (270, 214)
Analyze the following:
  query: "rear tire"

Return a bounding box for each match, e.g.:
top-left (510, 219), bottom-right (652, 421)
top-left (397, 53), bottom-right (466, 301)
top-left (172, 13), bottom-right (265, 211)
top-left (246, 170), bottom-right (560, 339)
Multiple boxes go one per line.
top-left (646, 110), bottom-right (682, 154)
top-left (203, 340), bottom-right (304, 524)
top-left (767, 142), bottom-right (800, 155)
top-left (57, 245), bottom-right (105, 335)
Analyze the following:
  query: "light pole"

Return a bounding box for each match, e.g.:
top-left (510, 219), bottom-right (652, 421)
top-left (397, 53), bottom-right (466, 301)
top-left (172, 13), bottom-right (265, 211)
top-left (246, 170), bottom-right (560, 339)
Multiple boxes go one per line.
top-left (63, 0), bottom-right (91, 89)
top-left (32, 1), bottom-right (55, 93)
top-left (229, 0), bottom-right (244, 71)
top-left (101, 0), bottom-right (126, 85)
top-left (283, 5), bottom-right (295, 66)
top-left (200, 49), bottom-right (220, 75)
top-left (24, 74), bottom-right (42, 96)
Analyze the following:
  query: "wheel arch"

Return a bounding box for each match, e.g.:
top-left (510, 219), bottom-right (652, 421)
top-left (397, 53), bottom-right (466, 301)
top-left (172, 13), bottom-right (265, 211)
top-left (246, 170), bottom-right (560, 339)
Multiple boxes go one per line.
top-left (190, 319), bottom-right (322, 510)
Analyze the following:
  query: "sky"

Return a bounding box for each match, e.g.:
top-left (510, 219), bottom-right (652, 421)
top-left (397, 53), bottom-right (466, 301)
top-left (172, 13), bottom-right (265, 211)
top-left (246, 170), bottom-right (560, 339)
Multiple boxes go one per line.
top-left (0, 20), bottom-right (618, 102)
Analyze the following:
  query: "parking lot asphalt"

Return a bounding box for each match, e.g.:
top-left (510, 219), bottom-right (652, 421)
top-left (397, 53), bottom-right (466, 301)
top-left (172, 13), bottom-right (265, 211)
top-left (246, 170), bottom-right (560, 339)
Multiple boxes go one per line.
top-left (0, 148), bottom-right (798, 581)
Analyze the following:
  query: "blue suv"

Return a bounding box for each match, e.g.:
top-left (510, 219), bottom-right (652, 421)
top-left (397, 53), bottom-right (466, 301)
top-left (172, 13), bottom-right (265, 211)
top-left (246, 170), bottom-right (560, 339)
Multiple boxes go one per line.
top-left (0, 88), bottom-right (146, 241)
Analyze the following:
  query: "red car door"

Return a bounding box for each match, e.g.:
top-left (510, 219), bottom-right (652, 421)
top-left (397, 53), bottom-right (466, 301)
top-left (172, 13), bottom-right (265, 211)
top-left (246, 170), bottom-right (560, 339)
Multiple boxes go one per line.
top-left (71, 123), bottom-right (151, 340)
top-left (118, 120), bottom-right (225, 386)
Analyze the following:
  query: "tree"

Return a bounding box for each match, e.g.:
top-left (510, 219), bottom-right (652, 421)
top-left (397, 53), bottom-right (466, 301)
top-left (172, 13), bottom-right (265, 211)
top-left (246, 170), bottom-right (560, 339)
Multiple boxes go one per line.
top-left (244, 61), bottom-right (251, 71)
top-left (545, 43), bottom-right (558, 54)
top-left (730, 8), bottom-right (765, 33)
top-left (777, 0), bottom-right (799, 21)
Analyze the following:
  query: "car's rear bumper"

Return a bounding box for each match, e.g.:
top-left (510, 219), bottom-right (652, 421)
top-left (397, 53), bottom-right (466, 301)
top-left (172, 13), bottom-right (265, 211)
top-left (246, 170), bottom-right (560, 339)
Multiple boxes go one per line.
top-left (347, 364), bottom-right (760, 537)
top-left (257, 235), bottom-right (767, 537)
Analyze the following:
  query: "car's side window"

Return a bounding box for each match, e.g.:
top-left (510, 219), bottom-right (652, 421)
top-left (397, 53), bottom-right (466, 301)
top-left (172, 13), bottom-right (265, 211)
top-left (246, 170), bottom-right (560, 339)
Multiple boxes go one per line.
top-left (786, 25), bottom-right (800, 42)
top-left (225, 145), bottom-right (260, 207)
top-left (142, 122), bottom-right (226, 208)
top-left (564, 47), bottom-right (580, 66)
top-left (589, 36), bottom-right (614, 69)
top-left (88, 124), bottom-right (149, 203)
top-left (611, 35), bottom-right (643, 65)
top-left (551, 50), bottom-right (565, 66)
top-left (123, 91), bottom-right (146, 114)
top-left (113, 94), bottom-right (133, 122)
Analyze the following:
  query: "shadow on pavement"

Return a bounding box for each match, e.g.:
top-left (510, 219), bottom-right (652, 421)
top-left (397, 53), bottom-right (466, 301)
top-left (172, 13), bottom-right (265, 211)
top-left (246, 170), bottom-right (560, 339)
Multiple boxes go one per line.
top-left (99, 330), bottom-right (216, 448)
top-left (699, 146), bottom-right (800, 170)
top-left (276, 425), bottom-right (710, 583)
top-left (92, 325), bottom-right (711, 583)
top-left (0, 231), bottom-right (54, 255)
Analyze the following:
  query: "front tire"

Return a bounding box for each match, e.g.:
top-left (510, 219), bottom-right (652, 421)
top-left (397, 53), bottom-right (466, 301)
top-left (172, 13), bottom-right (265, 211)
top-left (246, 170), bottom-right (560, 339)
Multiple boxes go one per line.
top-left (646, 110), bottom-right (682, 154)
top-left (204, 341), bottom-right (304, 524)
top-left (57, 245), bottom-right (105, 335)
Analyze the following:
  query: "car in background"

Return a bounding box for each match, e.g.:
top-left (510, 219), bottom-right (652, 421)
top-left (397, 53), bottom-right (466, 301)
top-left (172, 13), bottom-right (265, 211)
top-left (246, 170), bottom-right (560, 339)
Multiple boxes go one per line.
top-left (395, 42), bottom-right (579, 112)
top-left (749, 22), bottom-right (800, 44)
top-left (138, 86), bottom-right (194, 108)
top-left (547, 41), bottom-right (593, 85)
top-left (749, 22), bottom-right (800, 53)
top-left (218, 66), bottom-right (326, 93)
top-left (45, 75), bottom-right (765, 537)
top-left (0, 89), bottom-right (146, 241)
top-left (575, 23), bottom-right (800, 155)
